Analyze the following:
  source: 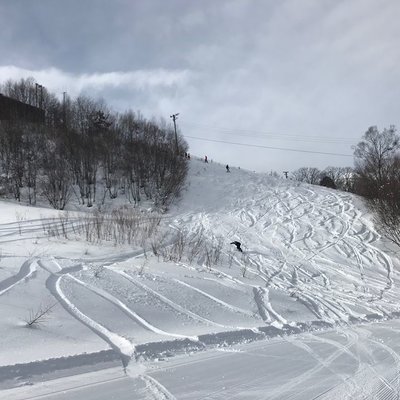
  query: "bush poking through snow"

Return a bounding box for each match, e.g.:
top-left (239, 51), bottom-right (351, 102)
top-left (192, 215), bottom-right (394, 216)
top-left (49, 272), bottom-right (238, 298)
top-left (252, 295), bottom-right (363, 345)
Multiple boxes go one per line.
top-left (93, 265), bottom-right (104, 278)
top-left (41, 207), bottom-right (162, 246)
top-left (158, 228), bottom-right (226, 270)
top-left (24, 302), bottom-right (58, 328)
top-left (187, 227), bottom-right (206, 264)
top-left (40, 208), bottom-right (243, 274)
top-left (138, 258), bottom-right (148, 275)
top-left (159, 230), bottom-right (187, 262)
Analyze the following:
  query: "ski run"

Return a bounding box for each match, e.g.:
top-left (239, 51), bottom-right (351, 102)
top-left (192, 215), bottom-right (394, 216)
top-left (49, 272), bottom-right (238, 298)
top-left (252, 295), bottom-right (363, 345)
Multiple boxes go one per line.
top-left (1, 158), bottom-right (400, 399)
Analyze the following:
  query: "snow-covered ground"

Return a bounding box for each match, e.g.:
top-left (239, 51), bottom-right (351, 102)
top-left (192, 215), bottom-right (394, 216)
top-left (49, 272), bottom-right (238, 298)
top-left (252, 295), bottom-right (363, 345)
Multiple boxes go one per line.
top-left (1, 158), bottom-right (400, 399)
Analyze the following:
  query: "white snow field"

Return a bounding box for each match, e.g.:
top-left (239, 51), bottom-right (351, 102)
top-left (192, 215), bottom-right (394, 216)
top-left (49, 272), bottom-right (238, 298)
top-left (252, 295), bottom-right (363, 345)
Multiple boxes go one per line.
top-left (1, 158), bottom-right (400, 399)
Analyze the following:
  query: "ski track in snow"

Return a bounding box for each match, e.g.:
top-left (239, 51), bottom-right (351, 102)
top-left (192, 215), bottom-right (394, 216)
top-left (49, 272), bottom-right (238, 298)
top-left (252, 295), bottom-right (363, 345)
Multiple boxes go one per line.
top-left (41, 259), bottom-right (135, 366)
top-left (111, 268), bottom-right (233, 329)
top-left (40, 258), bottom-right (202, 367)
top-left (273, 334), bottom-right (363, 400)
top-left (68, 274), bottom-right (197, 341)
top-left (173, 176), bottom-right (400, 332)
top-left (0, 259), bottom-right (37, 296)
top-left (0, 217), bottom-right (82, 246)
top-left (54, 274), bottom-right (134, 361)
top-left (140, 374), bottom-right (177, 400)
top-left (2, 160), bottom-right (400, 397)
top-left (315, 326), bottom-right (400, 399)
top-left (173, 278), bottom-right (255, 317)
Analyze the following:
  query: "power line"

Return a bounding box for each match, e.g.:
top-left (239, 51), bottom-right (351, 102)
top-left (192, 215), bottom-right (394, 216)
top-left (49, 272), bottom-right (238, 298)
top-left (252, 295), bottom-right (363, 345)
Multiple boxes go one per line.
top-left (184, 135), bottom-right (353, 157)
top-left (183, 122), bottom-right (359, 144)
top-left (219, 131), bottom-right (353, 145)
top-left (184, 122), bottom-right (359, 140)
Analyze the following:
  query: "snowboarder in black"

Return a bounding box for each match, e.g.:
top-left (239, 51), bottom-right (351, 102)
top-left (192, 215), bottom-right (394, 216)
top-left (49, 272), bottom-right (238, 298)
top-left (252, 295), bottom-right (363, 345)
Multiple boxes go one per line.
top-left (230, 241), bottom-right (243, 252)
top-left (226, 164), bottom-right (230, 172)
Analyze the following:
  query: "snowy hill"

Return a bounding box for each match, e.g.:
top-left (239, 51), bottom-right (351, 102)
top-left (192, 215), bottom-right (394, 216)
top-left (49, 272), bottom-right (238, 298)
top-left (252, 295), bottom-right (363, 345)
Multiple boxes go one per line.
top-left (1, 157), bottom-right (400, 398)
top-left (172, 159), bottom-right (400, 326)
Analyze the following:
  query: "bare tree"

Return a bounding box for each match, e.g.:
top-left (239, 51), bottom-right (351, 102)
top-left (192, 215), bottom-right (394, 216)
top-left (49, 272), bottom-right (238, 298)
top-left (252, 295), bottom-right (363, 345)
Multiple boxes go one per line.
top-left (320, 166), bottom-right (355, 192)
top-left (367, 156), bottom-right (400, 247)
top-left (335, 167), bottom-right (355, 192)
top-left (41, 139), bottom-right (72, 210)
top-left (352, 126), bottom-right (400, 248)
top-left (291, 167), bottom-right (321, 184)
top-left (0, 77), bottom-right (188, 209)
top-left (1, 77), bottom-right (37, 106)
top-left (23, 128), bottom-right (44, 205)
top-left (2, 122), bottom-right (25, 201)
top-left (353, 125), bottom-right (400, 199)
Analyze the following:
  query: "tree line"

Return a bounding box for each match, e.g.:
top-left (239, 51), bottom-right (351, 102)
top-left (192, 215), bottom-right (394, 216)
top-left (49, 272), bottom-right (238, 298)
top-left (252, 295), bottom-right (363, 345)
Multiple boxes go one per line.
top-left (291, 165), bottom-right (354, 191)
top-left (0, 77), bottom-right (188, 210)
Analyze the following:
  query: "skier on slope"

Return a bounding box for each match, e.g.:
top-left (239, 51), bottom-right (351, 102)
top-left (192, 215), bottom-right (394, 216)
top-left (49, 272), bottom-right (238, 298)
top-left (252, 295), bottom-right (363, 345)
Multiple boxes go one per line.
top-left (230, 241), bottom-right (243, 252)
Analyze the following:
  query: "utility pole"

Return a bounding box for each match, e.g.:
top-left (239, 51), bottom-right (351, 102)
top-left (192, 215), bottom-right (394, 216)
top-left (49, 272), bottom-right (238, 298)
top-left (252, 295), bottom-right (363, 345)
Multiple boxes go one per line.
top-left (63, 92), bottom-right (67, 128)
top-left (35, 83), bottom-right (44, 108)
top-left (170, 113), bottom-right (179, 155)
top-left (35, 83), bottom-right (39, 107)
top-left (40, 85), bottom-right (43, 109)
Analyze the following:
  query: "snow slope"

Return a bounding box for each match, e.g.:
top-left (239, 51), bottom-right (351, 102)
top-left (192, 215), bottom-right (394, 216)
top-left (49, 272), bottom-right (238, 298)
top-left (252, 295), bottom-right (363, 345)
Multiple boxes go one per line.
top-left (1, 158), bottom-right (400, 398)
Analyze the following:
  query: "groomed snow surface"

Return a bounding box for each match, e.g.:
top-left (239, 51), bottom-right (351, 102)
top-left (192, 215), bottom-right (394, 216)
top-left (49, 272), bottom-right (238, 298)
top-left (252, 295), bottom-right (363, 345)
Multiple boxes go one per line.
top-left (1, 158), bottom-right (400, 399)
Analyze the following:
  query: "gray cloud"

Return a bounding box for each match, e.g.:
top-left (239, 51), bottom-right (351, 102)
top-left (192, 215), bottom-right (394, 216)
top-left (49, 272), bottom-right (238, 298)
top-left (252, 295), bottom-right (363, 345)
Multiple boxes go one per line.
top-left (0, 0), bottom-right (399, 173)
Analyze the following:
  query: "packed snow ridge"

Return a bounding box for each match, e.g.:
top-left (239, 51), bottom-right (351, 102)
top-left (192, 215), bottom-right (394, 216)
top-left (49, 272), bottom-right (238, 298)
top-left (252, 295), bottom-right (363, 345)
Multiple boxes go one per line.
top-left (1, 157), bottom-right (400, 387)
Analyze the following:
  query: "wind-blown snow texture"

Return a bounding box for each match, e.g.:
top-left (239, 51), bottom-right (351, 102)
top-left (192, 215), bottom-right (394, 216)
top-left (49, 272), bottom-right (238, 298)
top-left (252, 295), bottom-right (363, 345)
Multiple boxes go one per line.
top-left (1, 159), bottom-right (400, 399)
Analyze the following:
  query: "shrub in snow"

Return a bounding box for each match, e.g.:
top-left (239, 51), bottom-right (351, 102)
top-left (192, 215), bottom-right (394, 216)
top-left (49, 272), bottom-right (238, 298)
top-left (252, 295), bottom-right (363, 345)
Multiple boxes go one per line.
top-left (24, 302), bottom-right (58, 328)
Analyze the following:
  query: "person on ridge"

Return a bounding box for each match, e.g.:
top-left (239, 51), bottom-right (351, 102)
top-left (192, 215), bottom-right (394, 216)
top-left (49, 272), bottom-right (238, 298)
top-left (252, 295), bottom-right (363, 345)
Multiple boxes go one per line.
top-left (226, 164), bottom-right (230, 172)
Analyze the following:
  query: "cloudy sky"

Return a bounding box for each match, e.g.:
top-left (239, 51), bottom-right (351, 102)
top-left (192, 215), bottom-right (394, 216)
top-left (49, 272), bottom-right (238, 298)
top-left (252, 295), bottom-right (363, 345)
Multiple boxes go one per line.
top-left (0, 0), bottom-right (399, 173)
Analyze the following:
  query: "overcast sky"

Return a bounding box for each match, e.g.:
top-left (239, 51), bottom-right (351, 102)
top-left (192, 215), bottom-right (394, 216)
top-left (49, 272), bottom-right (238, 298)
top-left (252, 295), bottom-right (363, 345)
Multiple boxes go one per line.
top-left (0, 0), bottom-right (399, 173)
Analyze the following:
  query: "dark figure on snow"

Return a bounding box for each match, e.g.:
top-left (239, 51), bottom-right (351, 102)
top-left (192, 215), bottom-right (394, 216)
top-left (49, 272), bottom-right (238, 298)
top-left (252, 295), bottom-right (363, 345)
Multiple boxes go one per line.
top-left (230, 241), bottom-right (243, 252)
top-left (226, 164), bottom-right (230, 172)
top-left (204, 155), bottom-right (208, 163)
